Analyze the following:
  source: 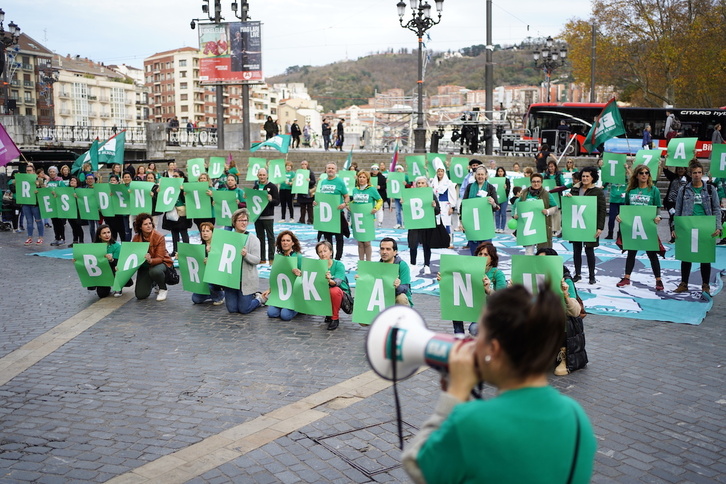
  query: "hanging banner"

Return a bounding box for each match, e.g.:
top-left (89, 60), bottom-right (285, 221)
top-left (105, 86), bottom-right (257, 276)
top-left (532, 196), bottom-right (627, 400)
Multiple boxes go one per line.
top-left (198, 21), bottom-right (263, 83)
top-left (156, 177), bottom-right (183, 212)
top-left (112, 242), bottom-right (150, 291)
top-left (510, 254), bottom-right (564, 298)
top-left (561, 196), bottom-right (597, 242)
top-left (619, 205), bottom-right (660, 251)
top-left (291, 258), bottom-right (331, 316)
top-left (212, 190), bottom-right (238, 226)
top-left (266, 256), bottom-right (297, 311)
top-left (674, 215), bottom-right (717, 263)
top-left (14, 174), bottom-right (37, 205)
top-left (461, 197), bottom-right (495, 241)
top-left (184, 182), bottom-right (214, 219)
top-left (73, 243), bottom-right (115, 288)
top-left (352, 261), bottom-right (398, 325)
top-left (177, 243), bottom-right (210, 295)
top-left (313, 193), bottom-right (342, 233)
top-left (515, 199), bottom-right (547, 246)
top-left (439, 254), bottom-right (486, 322)
top-left (203, 230), bottom-right (247, 288)
top-left (128, 181), bottom-right (154, 215)
top-left (349, 202), bottom-right (375, 242)
top-left (666, 137), bottom-right (697, 167)
top-left (402, 187), bottom-right (435, 229)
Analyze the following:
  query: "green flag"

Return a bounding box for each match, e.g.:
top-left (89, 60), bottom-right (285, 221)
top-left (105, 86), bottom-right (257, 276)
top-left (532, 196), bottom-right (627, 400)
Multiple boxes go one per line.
top-left (515, 199), bottom-right (547, 246)
top-left (112, 242), bottom-right (149, 291)
top-left (674, 215), bottom-right (717, 263)
top-left (183, 182), bottom-right (213, 219)
top-left (583, 98), bottom-right (626, 153)
top-left (292, 169), bottom-right (311, 195)
top-left (511, 254), bottom-right (564, 298)
top-left (292, 258), bottom-right (332, 316)
top-left (353, 261), bottom-right (398, 325)
top-left (666, 137), bottom-right (697, 167)
top-left (128, 181), bottom-right (154, 215)
top-left (156, 177), bottom-right (183, 212)
top-left (448, 157), bottom-right (469, 184)
top-left (250, 134), bottom-right (291, 153)
top-left (439, 254), bottom-right (486, 321)
top-left (710, 144), bottom-right (726, 178)
top-left (266, 256), bottom-right (297, 311)
top-left (14, 174), bottom-right (36, 205)
top-left (37, 188), bottom-right (56, 219)
top-left (635, 149), bottom-right (663, 171)
top-left (619, 205), bottom-right (659, 251)
top-left (344, 147), bottom-right (353, 170)
top-left (110, 185), bottom-right (131, 216)
top-left (55, 187), bottom-right (78, 219)
top-left (406, 155), bottom-right (427, 180)
top-left (601, 152), bottom-right (627, 185)
top-left (349, 202), bottom-right (375, 242)
top-left (386, 172), bottom-right (406, 199)
top-left (246, 157), bottom-right (267, 181)
top-left (94, 183), bottom-right (115, 217)
top-left (177, 243), bottom-right (209, 295)
top-left (313, 193), bottom-right (342, 233)
top-left (98, 131), bottom-right (125, 166)
top-left (461, 197), bottom-right (495, 241)
top-left (268, 159), bottom-right (286, 184)
top-left (243, 187), bottom-right (270, 224)
top-left (208, 156), bottom-right (226, 178)
top-left (212, 191), bottom-right (238, 226)
top-left (76, 188), bottom-right (100, 221)
top-left (186, 158), bottom-right (206, 182)
top-left (402, 187), bottom-right (435, 229)
top-left (561, 196), bottom-right (597, 242)
top-left (73, 243), bottom-right (114, 288)
top-left (71, 139), bottom-right (99, 175)
top-left (203, 230), bottom-right (247, 288)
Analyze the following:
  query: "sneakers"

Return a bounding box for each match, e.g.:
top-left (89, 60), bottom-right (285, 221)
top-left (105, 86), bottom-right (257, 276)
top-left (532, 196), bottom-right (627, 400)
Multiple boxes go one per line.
top-left (393, 224), bottom-right (402, 229)
top-left (572, 274), bottom-right (581, 283)
top-left (50, 239), bottom-right (65, 246)
top-left (14, 228), bottom-right (22, 233)
top-left (701, 283), bottom-right (710, 295)
top-left (259, 260), bottom-right (267, 265)
top-left (655, 280), bottom-right (664, 291)
top-left (554, 347), bottom-right (569, 376)
top-left (156, 289), bottom-right (168, 301)
top-left (589, 275), bottom-right (596, 285)
top-left (212, 297), bottom-right (225, 306)
top-left (616, 277), bottom-right (631, 287)
top-left (289, 218), bottom-right (295, 223)
top-left (36, 238), bottom-right (43, 245)
top-left (327, 319), bottom-right (339, 331)
top-left (113, 290), bottom-right (123, 298)
top-left (423, 265), bottom-right (431, 275)
top-left (674, 282), bottom-right (689, 293)
top-left (25, 237), bottom-right (32, 245)
top-left (254, 291), bottom-right (267, 306)
top-left (68, 243), bottom-right (74, 248)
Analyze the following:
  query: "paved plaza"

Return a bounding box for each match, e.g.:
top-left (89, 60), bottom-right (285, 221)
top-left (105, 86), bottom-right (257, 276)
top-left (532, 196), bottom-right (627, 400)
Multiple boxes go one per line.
top-left (1, 222), bottom-right (725, 483)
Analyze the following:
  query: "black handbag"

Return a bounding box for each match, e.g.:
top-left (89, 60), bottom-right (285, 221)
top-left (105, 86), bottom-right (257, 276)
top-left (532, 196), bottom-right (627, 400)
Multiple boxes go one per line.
top-left (341, 290), bottom-right (354, 314)
top-left (165, 265), bottom-right (180, 285)
top-left (565, 315), bottom-right (588, 372)
top-left (428, 222), bottom-right (451, 249)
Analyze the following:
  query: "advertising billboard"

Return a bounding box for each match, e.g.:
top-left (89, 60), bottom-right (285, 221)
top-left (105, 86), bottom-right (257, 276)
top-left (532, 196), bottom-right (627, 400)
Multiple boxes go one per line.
top-left (199, 21), bottom-right (263, 83)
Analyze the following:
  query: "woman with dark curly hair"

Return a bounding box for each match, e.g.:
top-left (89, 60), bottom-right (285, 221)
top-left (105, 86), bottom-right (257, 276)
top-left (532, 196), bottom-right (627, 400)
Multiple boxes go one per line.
top-left (131, 213), bottom-right (173, 301)
top-left (264, 230), bottom-right (304, 321)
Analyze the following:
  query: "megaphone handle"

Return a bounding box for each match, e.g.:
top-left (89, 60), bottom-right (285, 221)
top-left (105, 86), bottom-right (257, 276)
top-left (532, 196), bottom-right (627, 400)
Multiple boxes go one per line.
top-left (389, 327), bottom-right (405, 450)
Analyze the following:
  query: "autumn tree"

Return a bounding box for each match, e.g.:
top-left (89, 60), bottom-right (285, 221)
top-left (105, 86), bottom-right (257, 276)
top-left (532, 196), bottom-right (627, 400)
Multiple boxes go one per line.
top-left (561, 0), bottom-right (726, 108)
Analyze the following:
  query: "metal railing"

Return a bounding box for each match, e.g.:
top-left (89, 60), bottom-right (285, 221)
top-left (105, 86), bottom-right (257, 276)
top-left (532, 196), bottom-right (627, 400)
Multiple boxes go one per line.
top-left (166, 127), bottom-right (218, 147)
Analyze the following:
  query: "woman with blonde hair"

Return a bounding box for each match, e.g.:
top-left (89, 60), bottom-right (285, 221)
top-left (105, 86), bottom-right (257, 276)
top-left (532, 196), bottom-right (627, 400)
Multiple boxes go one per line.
top-left (350, 170), bottom-right (382, 261)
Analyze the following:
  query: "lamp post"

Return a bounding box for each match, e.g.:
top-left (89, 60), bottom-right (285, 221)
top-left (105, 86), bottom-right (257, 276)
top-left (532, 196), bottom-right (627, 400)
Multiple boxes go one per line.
top-left (397, 0), bottom-right (443, 154)
top-left (0, 9), bottom-right (21, 114)
top-left (532, 36), bottom-right (567, 103)
top-left (39, 62), bottom-right (59, 125)
top-left (231, 0), bottom-right (251, 150)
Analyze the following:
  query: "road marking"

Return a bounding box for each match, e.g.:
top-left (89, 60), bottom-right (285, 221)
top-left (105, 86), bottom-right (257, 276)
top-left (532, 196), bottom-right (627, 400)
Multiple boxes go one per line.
top-left (0, 293), bottom-right (133, 386)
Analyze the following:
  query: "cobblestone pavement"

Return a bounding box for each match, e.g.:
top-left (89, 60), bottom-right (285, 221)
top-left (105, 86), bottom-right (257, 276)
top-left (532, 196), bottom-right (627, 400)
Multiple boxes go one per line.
top-left (1, 222), bottom-right (725, 483)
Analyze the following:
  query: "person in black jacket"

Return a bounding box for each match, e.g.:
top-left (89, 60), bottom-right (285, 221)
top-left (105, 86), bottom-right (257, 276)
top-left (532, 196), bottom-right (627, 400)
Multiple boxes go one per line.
top-left (253, 167), bottom-right (280, 264)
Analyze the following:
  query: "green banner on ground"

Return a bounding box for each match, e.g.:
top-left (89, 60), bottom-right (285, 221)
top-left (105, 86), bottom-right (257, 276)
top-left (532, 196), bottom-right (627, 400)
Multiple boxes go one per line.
top-left (73, 243), bottom-right (115, 288)
top-left (203, 230), bottom-right (247, 288)
top-left (352, 261), bottom-right (398, 325)
top-left (292, 258), bottom-right (331, 316)
top-left (349, 202), bottom-right (375, 242)
top-left (402, 187), bottom-right (435, 229)
top-left (561, 196), bottom-right (597, 242)
top-left (515, 199), bottom-right (547, 246)
top-left (112, 242), bottom-right (149, 291)
top-left (313, 193), bottom-right (342, 233)
top-left (439, 254), bottom-right (487, 322)
top-left (461, 197), bottom-right (495, 241)
top-left (619, 205), bottom-right (659, 251)
top-left (674, 215), bottom-right (717, 263)
top-left (177, 243), bottom-right (209, 295)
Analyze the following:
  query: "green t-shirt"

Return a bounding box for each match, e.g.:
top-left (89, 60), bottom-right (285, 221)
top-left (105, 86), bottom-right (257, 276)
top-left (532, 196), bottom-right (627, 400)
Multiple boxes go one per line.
top-left (318, 176), bottom-right (348, 204)
top-left (352, 185), bottom-right (381, 205)
top-left (625, 186), bottom-right (661, 207)
top-left (107, 241), bottom-right (122, 261)
top-left (418, 386), bottom-right (596, 484)
top-left (692, 186), bottom-right (706, 215)
top-left (485, 266), bottom-right (507, 291)
top-left (280, 170), bottom-right (295, 191)
top-left (329, 259), bottom-right (349, 292)
top-left (607, 183), bottom-right (628, 203)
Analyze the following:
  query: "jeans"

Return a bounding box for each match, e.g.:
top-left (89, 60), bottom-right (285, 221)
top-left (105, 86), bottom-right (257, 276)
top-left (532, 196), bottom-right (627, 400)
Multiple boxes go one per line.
top-left (267, 306), bottom-right (298, 320)
top-left (224, 288), bottom-right (261, 314)
top-left (607, 202), bottom-right (622, 236)
top-left (394, 199), bottom-right (403, 226)
top-left (22, 205), bottom-right (44, 238)
top-left (87, 219), bottom-right (98, 242)
top-left (495, 200), bottom-right (508, 230)
top-left (192, 284), bottom-right (224, 304)
top-left (135, 263), bottom-right (167, 299)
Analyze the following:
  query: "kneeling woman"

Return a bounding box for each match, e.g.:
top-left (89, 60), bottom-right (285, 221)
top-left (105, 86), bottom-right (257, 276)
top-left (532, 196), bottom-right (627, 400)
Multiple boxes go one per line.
top-left (225, 208), bottom-right (265, 314)
top-left (402, 284), bottom-right (596, 484)
top-left (265, 230), bottom-right (304, 320)
top-left (191, 222), bottom-right (225, 305)
top-left (132, 213), bottom-right (173, 301)
top-left (92, 224), bottom-right (122, 298)
top-left (316, 240), bottom-right (349, 331)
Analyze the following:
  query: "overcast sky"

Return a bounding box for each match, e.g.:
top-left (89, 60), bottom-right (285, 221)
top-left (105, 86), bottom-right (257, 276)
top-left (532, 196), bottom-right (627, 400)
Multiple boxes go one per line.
top-left (8, 0), bottom-right (593, 77)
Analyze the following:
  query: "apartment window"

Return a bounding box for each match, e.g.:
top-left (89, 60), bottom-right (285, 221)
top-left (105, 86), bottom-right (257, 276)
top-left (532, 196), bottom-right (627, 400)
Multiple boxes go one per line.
top-left (179, 59), bottom-right (187, 67)
top-left (180, 94), bottom-right (188, 101)
top-left (180, 82), bottom-right (188, 90)
top-left (181, 105), bottom-right (188, 112)
top-left (26, 108), bottom-right (33, 115)
top-left (180, 71), bottom-right (187, 78)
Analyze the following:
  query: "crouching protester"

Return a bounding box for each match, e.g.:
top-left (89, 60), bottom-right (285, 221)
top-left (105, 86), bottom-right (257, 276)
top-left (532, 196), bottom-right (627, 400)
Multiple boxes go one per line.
top-left (379, 237), bottom-right (412, 306)
top-left (132, 213), bottom-right (173, 301)
top-left (402, 284), bottom-right (596, 484)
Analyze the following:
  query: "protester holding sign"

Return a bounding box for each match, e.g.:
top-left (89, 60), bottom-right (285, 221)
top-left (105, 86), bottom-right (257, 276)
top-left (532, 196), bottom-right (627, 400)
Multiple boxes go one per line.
top-left (131, 213), bottom-right (173, 301)
top-left (663, 165), bottom-right (691, 242)
top-left (191, 173), bottom-right (216, 232)
top-left (253, 168), bottom-right (280, 264)
top-left (316, 163), bottom-right (350, 260)
top-left (46, 166), bottom-right (69, 247)
top-left (219, 174), bottom-right (246, 211)
top-left (106, 175), bottom-right (129, 242)
top-left (603, 166), bottom-right (630, 240)
top-left (162, 171), bottom-right (191, 258)
top-left (225, 209), bottom-right (266, 313)
top-left (350, 170), bottom-right (382, 261)
top-left (81, 173), bottom-right (100, 241)
top-left (379, 237), bottom-right (412, 306)
top-left (406, 177), bottom-right (440, 275)
top-left (19, 165), bottom-right (45, 245)
top-left (191, 222), bottom-right (225, 305)
top-left (491, 167), bottom-right (510, 234)
top-left (92, 224), bottom-right (122, 298)
top-left (279, 162), bottom-right (296, 222)
top-left (316, 240), bottom-right (349, 330)
top-left (461, 166), bottom-right (500, 254)
top-left (402, 283), bottom-right (596, 484)
top-left (390, 165), bottom-right (410, 229)
top-left (65, 176), bottom-right (85, 247)
top-left (512, 173), bottom-right (557, 255)
top-left (673, 160), bottom-right (722, 295)
top-left (457, 159), bottom-right (483, 204)
top-left (265, 231), bottom-right (304, 321)
top-left (296, 160), bottom-right (316, 224)
top-left (431, 162), bottom-right (458, 244)
top-left (566, 167), bottom-right (606, 284)
top-left (615, 164), bottom-right (664, 291)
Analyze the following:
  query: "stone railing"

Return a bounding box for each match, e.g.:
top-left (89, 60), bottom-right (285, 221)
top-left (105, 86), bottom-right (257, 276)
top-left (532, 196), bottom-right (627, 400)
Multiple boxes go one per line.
top-left (33, 124), bottom-right (219, 149)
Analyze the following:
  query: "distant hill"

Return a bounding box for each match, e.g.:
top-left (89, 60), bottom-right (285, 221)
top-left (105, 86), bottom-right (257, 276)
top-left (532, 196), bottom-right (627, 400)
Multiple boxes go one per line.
top-left (267, 45), bottom-right (571, 112)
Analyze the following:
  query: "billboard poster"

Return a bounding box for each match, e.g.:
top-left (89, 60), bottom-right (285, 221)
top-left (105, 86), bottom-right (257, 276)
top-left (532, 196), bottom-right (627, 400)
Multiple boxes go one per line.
top-left (199, 21), bottom-right (263, 83)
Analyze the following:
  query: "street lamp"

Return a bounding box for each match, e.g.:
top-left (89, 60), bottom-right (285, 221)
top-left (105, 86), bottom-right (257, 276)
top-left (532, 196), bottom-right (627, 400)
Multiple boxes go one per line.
top-left (397, 0), bottom-right (444, 153)
top-left (0, 9), bottom-right (21, 114)
top-left (533, 36), bottom-right (567, 102)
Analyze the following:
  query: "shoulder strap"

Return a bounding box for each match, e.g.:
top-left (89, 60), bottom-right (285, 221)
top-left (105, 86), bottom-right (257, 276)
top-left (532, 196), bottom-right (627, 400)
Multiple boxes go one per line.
top-left (567, 406), bottom-right (582, 484)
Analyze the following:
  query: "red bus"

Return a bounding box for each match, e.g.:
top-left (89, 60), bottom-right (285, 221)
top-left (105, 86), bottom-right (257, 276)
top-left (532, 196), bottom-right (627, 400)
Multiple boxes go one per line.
top-left (523, 102), bottom-right (726, 157)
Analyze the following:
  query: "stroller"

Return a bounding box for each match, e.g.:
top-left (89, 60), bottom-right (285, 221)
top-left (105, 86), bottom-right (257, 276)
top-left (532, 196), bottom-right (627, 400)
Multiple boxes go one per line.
top-left (1, 190), bottom-right (16, 231)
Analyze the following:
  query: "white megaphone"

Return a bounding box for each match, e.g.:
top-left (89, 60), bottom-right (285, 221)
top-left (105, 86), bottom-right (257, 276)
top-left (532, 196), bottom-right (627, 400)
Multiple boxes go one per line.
top-left (366, 305), bottom-right (465, 381)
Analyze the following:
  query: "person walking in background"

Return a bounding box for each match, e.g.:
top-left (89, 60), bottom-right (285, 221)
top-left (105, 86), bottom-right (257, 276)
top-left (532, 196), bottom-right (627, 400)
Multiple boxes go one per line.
top-left (263, 115), bottom-right (278, 140)
top-left (336, 118), bottom-right (345, 151)
top-left (322, 118), bottom-right (332, 151)
top-left (290, 119), bottom-right (302, 148)
top-left (642, 124), bottom-right (653, 149)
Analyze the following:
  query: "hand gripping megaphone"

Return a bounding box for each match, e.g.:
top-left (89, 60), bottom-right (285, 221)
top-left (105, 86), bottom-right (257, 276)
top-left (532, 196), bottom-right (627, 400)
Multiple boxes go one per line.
top-left (366, 305), bottom-right (464, 381)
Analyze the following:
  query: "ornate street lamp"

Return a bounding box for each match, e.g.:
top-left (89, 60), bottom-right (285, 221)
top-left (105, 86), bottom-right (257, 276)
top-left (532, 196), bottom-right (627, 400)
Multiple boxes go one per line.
top-left (533, 36), bottom-right (567, 103)
top-left (0, 9), bottom-right (21, 114)
top-left (397, 0), bottom-right (443, 153)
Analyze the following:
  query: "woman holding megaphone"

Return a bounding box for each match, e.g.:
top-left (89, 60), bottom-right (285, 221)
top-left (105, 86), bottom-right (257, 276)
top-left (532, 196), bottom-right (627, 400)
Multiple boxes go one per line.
top-left (402, 284), bottom-right (596, 484)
